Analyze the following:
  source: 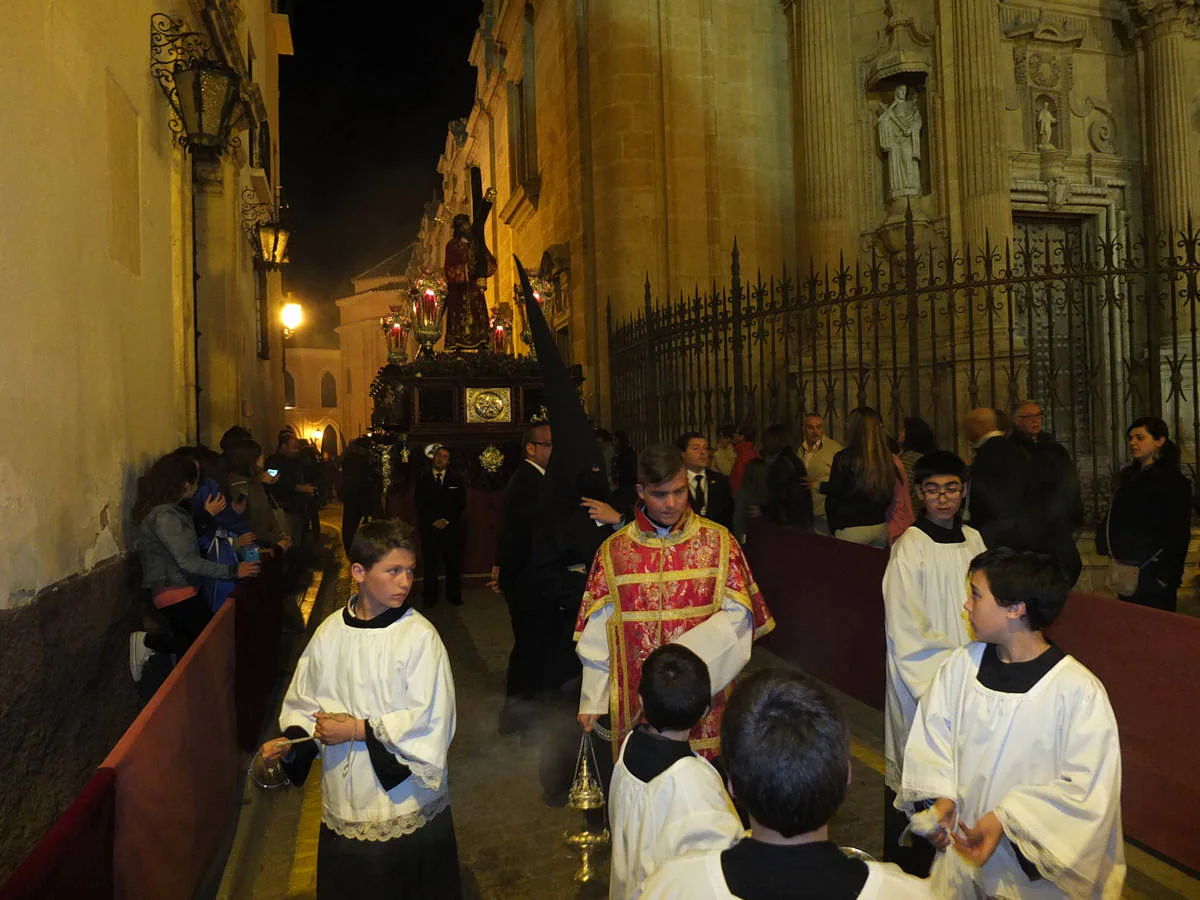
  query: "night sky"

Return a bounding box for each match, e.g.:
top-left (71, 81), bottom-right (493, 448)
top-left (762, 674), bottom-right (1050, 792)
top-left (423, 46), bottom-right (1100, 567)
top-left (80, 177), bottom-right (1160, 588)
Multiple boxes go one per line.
top-left (279, 1), bottom-right (482, 346)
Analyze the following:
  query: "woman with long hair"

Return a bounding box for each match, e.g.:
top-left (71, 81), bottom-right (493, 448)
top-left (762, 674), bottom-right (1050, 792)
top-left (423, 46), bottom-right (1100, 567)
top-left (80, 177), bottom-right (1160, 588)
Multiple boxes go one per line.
top-left (131, 451), bottom-right (260, 676)
top-left (821, 407), bottom-right (902, 547)
top-left (1096, 417), bottom-right (1192, 611)
top-left (226, 438), bottom-right (292, 550)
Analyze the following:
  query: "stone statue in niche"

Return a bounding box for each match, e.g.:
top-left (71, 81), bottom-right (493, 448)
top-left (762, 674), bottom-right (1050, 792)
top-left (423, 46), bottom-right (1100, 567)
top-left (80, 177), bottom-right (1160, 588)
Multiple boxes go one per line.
top-left (1037, 100), bottom-right (1057, 150)
top-left (877, 84), bottom-right (923, 200)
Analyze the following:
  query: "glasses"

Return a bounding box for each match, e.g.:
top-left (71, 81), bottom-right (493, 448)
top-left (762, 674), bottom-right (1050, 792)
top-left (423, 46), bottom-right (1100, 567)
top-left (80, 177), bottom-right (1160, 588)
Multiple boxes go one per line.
top-left (920, 485), bottom-right (963, 499)
top-left (530, 441), bottom-right (553, 447)
top-left (1014, 412), bottom-right (1043, 420)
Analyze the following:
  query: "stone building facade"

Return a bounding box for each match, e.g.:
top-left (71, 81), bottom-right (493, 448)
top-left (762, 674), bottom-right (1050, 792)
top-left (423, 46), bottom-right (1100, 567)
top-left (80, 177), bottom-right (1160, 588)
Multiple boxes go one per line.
top-left (0, 0), bottom-right (292, 877)
top-left (283, 347), bottom-right (345, 454)
top-left (397, 0), bottom-right (1200, 427)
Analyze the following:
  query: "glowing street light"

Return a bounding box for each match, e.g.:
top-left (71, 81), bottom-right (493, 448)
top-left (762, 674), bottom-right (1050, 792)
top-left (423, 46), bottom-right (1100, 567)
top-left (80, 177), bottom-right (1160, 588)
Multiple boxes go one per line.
top-left (282, 301), bottom-right (303, 338)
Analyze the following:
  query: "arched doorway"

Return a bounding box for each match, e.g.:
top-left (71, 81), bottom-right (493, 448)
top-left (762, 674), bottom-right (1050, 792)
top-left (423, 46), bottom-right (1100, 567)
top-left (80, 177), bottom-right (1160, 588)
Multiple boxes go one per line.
top-left (321, 423), bottom-right (341, 458)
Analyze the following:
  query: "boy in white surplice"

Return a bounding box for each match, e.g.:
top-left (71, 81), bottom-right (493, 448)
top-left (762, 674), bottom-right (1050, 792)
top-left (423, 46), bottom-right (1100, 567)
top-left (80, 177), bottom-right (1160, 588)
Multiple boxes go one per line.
top-left (635, 670), bottom-right (931, 899)
top-left (608, 644), bottom-right (743, 900)
top-left (882, 450), bottom-right (985, 874)
top-left (899, 548), bottom-right (1125, 899)
top-left (260, 520), bottom-right (461, 899)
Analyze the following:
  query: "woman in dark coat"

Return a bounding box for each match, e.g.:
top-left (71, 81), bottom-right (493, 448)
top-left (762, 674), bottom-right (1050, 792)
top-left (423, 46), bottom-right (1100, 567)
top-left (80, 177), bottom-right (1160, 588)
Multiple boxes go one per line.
top-left (1097, 416), bottom-right (1192, 611)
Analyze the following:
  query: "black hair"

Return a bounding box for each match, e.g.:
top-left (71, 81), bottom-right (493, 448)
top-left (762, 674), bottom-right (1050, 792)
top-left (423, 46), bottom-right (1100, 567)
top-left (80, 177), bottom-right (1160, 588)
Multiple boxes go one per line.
top-left (277, 429), bottom-right (297, 450)
top-left (913, 450), bottom-right (968, 485)
top-left (902, 417), bottom-right (937, 454)
top-left (226, 439), bottom-right (263, 477)
top-left (721, 670), bottom-right (850, 838)
top-left (132, 453), bottom-right (199, 524)
top-left (737, 422), bottom-right (757, 442)
top-left (675, 431), bottom-right (706, 453)
top-left (639, 644), bottom-right (711, 731)
top-left (717, 424), bottom-right (736, 440)
top-left (219, 425), bottom-right (253, 456)
top-left (349, 519), bottom-right (418, 570)
top-left (1126, 416), bottom-right (1180, 469)
top-left (522, 424), bottom-right (549, 456)
top-left (968, 547), bottom-right (1069, 631)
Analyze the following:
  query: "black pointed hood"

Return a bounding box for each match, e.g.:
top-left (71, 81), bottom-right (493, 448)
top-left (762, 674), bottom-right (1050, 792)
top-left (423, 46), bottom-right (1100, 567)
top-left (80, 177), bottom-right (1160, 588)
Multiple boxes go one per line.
top-left (516, 258), bottom-right (611, 565)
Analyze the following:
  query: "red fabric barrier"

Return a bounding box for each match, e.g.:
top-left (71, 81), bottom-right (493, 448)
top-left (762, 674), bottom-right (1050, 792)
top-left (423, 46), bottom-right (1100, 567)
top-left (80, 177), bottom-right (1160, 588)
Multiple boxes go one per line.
top-left (388, 486), bottom-right (504, 575)
top-left (1046, 592), bottom-right (1200, 872)
top-left (0, 768), bottom-right (115, 900)
top-left (101, 603), bottom-right (238, 900)
top-left (234, 555), bottom-right (283, 750)
top-left (746, 522), bottom-right (888, 710)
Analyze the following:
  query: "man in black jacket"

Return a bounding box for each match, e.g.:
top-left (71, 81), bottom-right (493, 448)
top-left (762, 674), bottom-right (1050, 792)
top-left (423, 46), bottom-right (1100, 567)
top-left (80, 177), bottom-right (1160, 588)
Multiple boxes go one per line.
top-left (1010, 400), bottom-right (1084, 584)
top-left (964, 408), bottom-right (1034, 550)
top-left (490, 424), bottom-right (552, 732)
top-left (414, 445), bottom-right (467, 606)
top-left (676, 431), bottom-right (735, 530)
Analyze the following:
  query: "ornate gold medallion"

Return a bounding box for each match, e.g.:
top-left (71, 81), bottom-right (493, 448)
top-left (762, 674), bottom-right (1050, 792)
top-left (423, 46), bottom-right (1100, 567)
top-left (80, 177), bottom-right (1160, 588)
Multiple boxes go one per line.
top-left (465, 387), bottom-right (512, 423)
top-left (479, 445), bottom-right (505, 473)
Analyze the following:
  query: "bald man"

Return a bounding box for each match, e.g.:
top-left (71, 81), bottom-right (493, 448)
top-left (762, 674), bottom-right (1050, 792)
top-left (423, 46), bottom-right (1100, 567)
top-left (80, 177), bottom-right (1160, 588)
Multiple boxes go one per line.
top-left (962, 408), bottom-right (1034, 551)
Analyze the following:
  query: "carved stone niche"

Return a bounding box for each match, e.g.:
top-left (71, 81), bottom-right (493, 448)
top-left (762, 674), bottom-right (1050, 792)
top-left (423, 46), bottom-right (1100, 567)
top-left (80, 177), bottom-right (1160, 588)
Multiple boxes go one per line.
top-left (1006, 20), bottom-right (1085, 153)
top-left (865, 1), bottom-right (935, 251)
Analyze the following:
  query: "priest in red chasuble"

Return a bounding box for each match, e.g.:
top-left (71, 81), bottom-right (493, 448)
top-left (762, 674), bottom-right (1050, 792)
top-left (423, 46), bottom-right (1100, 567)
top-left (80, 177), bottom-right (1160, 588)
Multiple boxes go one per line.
top-left (575, 443), bottom-right (775, 759)
top-left (443, 167), bottom-right (497, 353)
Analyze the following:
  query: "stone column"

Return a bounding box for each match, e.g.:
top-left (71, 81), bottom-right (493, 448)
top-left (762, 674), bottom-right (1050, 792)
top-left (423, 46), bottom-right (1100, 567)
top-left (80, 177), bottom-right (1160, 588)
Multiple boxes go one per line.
top-left (1137, 3), bottom-right (1198, 236)
top-left (784, 0), bottom-right (856, 264)
top-left (949, 0), bottom-right (1011, 250)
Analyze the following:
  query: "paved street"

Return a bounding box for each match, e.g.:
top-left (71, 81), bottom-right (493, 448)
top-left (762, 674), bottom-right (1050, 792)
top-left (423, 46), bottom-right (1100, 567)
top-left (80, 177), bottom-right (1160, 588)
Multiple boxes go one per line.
top-left (216, 516), bottom-right (1198, 900)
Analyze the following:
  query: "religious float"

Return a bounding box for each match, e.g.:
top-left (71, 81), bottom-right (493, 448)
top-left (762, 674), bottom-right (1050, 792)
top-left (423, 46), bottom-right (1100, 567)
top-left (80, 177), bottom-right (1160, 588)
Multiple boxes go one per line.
top-left (364, 170), bottom-right (578, 572)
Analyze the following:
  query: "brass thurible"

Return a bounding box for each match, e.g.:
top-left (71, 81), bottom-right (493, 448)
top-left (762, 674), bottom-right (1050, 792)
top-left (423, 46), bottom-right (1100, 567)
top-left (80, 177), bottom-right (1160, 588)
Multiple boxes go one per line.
top-left (563, 732), bottom-right (610, 882)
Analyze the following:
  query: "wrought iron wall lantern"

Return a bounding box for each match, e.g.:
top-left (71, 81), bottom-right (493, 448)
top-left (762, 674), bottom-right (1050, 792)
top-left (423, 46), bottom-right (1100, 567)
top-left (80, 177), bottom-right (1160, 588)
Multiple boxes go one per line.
top-left (241, 186), bottom-right (290, 268)
top-left (150, 12), bottom-right (242, 155)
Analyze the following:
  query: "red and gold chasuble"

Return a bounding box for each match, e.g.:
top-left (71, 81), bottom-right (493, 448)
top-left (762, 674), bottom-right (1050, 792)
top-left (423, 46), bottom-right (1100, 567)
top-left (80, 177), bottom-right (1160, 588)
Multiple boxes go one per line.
top-left (574, 507), bottom-right (774, 758)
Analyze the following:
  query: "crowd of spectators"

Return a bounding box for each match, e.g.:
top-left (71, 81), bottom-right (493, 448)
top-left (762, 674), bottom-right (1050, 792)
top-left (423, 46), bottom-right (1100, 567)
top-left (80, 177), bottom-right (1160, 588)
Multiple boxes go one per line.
top-left (128, 425), bottom-right (330, 685)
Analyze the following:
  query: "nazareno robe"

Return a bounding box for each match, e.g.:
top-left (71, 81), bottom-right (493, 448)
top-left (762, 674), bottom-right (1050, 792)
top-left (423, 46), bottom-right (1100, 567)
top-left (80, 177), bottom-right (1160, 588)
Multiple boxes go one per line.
top-left (278, 598), bottom-right (460, 898)
top-left (899, 643), bottom-right (1125, 899)
top-left (608, 726), bottom-right (743, 900)
top-left (882, 517), bottom-right (986, 792)
top-left (633, 841), bottom-right (934, 899)
top-left (575, 506), bottom-right (774, 759)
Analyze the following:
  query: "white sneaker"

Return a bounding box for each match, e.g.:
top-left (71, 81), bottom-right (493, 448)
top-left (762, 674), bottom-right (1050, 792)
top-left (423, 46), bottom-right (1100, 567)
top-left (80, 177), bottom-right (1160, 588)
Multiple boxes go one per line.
top-left (129, 632), bottom-right (153, 683)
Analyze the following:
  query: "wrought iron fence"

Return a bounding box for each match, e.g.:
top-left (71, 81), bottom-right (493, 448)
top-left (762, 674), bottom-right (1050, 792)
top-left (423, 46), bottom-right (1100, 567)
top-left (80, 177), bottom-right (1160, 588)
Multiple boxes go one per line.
top-left (606, 209), bottom-right (1200, 522)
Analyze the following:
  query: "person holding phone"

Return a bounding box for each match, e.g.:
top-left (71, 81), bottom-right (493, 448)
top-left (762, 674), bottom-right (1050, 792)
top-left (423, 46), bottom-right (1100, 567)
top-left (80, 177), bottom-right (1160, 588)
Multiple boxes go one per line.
top-left (226, 438), bottom-right (293, 553)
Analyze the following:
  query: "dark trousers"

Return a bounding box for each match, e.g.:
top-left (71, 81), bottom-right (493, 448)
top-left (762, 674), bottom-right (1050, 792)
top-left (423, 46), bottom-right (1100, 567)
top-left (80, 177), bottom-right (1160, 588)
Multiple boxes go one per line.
top-left (505, 598), bottom-right (552, 699)
top-left (882, 787), bottom-right (936, 877)
top-left (160, 593), bottom-right (213, 660)
top-left (316, 807), bottom-right (461, 900)
top-left (1122, 568), bottom-right (1178, 612)
top-left (421, 528), bottom-right (463, 604)
top-left (342, 504), bottom-right (367, 554)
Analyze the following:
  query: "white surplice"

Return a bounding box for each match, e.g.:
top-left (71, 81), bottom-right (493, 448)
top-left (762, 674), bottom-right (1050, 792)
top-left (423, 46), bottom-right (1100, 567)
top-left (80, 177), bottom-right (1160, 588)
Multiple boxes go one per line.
top-left (576, 593), bottom-right (753, 717)
top-left (883, 522), bottom-right (985, 791)
top-left (632, 850), bottom-right (934, 899)
top-left (608, 732), bottom-right (743, 900)
top-left (899, 643), bottom-right (1125, 899)
top-left (279, 602), bottom-right (456, 840)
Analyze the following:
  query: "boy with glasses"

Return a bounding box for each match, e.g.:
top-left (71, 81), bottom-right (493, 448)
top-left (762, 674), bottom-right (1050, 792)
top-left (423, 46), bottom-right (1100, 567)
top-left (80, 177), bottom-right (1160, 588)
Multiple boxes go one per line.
top-left (881, 451), bottom-right (985, 875)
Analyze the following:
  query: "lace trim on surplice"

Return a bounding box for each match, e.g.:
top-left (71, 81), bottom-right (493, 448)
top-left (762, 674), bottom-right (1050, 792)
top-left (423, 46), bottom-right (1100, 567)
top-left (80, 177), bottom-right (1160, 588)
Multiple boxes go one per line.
top-left (322, 792), bottom-right (449, 843)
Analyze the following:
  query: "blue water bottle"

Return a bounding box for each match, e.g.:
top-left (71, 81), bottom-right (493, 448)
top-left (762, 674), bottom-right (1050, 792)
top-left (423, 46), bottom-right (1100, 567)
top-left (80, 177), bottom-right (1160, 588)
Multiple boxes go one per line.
top-left (242, 544), bottom-right (260, 562)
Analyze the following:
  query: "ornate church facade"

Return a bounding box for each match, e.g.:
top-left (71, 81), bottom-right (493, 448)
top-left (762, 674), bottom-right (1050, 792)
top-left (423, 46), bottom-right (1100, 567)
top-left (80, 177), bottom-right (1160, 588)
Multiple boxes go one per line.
top-left (412, 0), bottom-right (1200, 422)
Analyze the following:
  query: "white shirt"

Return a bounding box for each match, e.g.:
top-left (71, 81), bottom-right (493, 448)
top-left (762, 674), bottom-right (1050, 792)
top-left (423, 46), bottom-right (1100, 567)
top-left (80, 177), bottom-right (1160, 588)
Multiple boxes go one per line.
top-left (974, 430), bottom-right (1006, 449)
top-left (279, 602), bottom-right (456, 841)
top-left (901, 644), bottom-right (1125, 899)
top-left (688, 468), bottom-right (708, 514)
top-left (882, 522), bottom-right (985, 792)
top-left (609, 731), bottom-right (742, 900)
top-left (635, 850), bottom-right (933, 899)
top-left (525, 458), bottom-right (546, 476)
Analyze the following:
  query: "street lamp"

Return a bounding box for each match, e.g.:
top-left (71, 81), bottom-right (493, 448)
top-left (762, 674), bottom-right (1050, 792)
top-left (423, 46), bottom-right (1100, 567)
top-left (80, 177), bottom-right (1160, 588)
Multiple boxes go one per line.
top-left (242, 186), bottom-right (291, 268)
top-left (150, 12), bottom-right (245, 443)
top-left (281, 300), bottom-right (303, 382)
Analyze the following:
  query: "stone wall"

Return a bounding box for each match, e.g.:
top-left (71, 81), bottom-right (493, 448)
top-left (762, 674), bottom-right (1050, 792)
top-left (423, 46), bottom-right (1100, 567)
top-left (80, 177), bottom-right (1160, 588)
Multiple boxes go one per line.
top-left (0, 556), bottom-right (144, 881)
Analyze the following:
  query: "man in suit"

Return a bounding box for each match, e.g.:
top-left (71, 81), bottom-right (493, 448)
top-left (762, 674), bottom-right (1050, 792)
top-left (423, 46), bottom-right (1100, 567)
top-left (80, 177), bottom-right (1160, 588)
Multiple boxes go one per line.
top-left (676, 431), bottom-right (734, 530)
top-left (414, 444), bottom-right (467, 606)
top-left (963, 408), bottom-right (1034, 551)
top-left (489, 424), bottom-right (552, 733)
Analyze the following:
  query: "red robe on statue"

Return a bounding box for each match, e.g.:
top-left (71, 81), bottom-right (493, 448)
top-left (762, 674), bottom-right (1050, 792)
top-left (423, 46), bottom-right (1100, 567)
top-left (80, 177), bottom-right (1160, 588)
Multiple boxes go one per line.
top-left (443, 236), bottom-right (495, 352)
top-left (574, 506), bottom-right (774, 759)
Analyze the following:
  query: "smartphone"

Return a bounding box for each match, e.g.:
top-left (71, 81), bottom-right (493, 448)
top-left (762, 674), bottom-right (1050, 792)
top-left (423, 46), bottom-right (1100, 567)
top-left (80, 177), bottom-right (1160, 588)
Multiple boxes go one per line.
top-left (267, 468), bottom-right (280, 478)
top-left (242, 545), bottom-right (260, 563)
